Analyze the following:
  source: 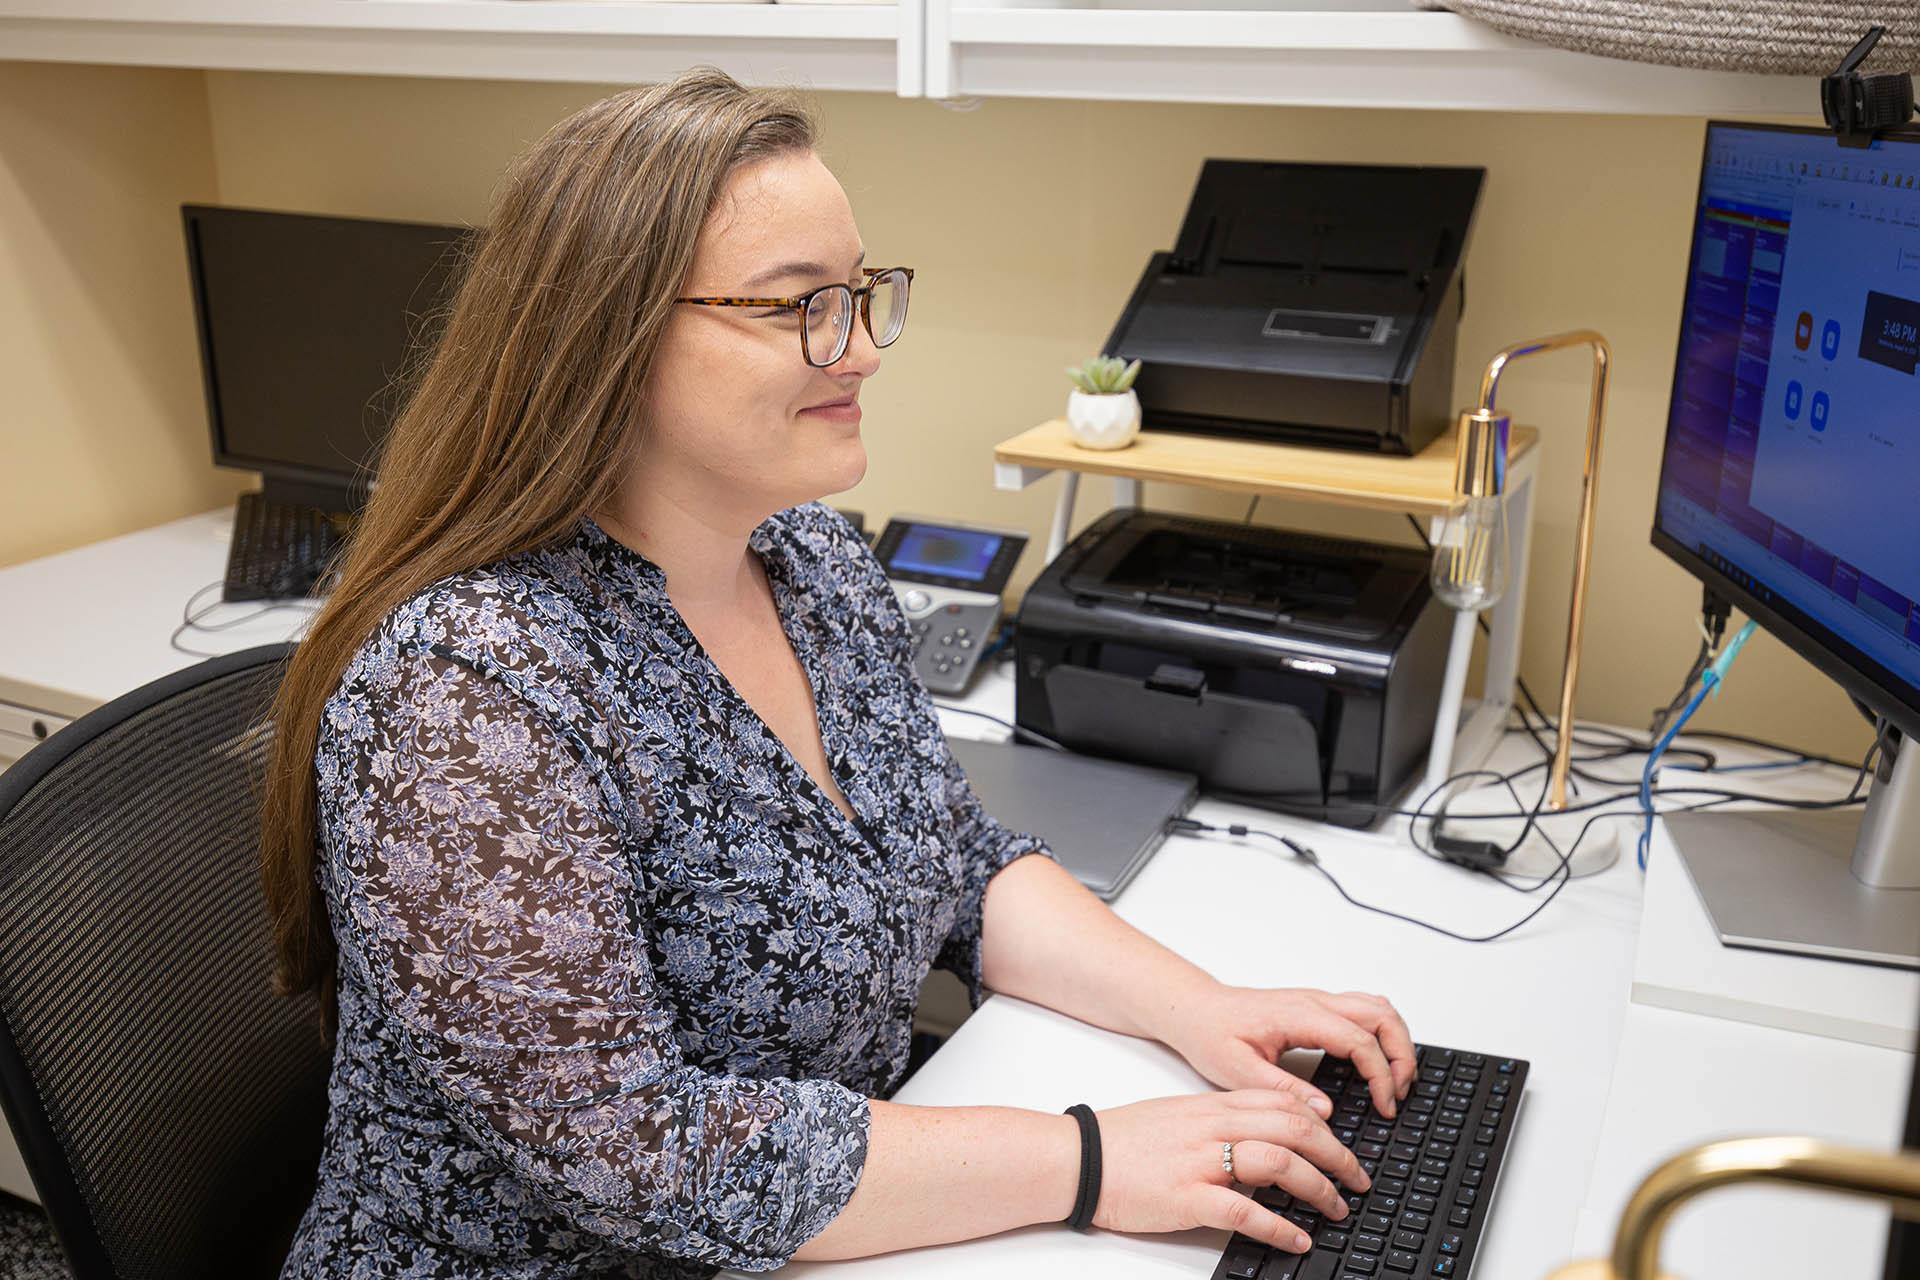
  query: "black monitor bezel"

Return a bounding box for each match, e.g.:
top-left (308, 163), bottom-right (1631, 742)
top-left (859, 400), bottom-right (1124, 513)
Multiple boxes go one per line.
top-left (1649, 119), bottom-right (1920, 742)
top-left (180, 203), bottom-right (470, 504)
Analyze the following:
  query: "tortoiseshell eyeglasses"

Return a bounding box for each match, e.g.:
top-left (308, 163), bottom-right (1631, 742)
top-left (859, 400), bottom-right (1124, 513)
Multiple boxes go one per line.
top-left (675, 266), bottom-right (914, 369)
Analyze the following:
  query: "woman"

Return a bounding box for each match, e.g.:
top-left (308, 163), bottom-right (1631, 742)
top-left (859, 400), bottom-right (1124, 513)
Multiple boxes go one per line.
top-left (262, 68), bottom-right (1417, 1278)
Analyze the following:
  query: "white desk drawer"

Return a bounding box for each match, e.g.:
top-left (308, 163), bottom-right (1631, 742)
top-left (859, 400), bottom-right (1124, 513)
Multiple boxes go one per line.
top-left (0, 702), bottom-right (70, 775)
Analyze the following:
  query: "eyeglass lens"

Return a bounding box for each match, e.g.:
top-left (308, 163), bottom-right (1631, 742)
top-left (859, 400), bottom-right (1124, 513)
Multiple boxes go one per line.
top-left (801, 270), bottom-right (910, 367)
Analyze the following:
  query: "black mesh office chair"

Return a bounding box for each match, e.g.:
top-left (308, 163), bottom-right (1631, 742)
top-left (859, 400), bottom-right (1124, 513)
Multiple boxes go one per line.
top-left (0, 644), bottom-right (330, 1279)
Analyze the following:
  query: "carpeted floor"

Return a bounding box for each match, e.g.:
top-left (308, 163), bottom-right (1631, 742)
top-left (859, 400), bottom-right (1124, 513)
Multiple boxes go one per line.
top-left (0, 1193), bottom-right (70, 1278)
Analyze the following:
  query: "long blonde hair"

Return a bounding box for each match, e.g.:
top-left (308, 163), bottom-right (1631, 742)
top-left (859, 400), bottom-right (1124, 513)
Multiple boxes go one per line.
top-left (259, 69), bottom-right (817, 1025)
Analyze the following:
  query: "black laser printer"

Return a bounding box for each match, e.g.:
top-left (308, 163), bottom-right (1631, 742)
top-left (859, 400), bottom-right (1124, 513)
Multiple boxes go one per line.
top-left (1102, 158), bottom-right (1484, 455)
top-left (1013, 510), bottom-right (1448, 826)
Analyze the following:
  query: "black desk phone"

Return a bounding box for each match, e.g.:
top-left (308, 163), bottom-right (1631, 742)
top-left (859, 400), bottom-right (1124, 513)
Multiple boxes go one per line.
top-left (873, 515), bottom-right (1027, 696)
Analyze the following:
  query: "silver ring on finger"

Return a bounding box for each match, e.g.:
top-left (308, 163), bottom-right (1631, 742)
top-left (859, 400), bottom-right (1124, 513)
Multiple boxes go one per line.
top-left (1222, 1141), bottom-right (1236, 1179)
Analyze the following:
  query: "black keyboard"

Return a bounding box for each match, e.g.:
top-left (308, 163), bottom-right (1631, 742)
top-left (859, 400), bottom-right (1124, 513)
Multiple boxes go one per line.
top-left (1208, 1044), bottom-right (1528, 1280)
top-left (223, 492), bottom-right (348, 602)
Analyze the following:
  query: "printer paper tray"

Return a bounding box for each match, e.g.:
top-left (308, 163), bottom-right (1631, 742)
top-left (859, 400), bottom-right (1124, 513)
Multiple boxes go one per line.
top-left (1044, 665), bottom-right (1323, 805)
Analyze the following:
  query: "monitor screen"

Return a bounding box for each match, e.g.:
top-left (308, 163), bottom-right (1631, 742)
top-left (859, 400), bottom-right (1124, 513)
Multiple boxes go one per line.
top-left (1652, 123), bottom-right (1920, 734)
top-left (888, 525), bottom-right (1005, 583)
top-left (183, 205), bottom-right (471, 495)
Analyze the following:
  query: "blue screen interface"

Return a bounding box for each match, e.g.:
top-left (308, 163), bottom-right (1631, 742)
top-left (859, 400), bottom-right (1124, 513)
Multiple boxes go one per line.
top-left (1656, 125), bottom-right (1920, 696)
top-left (891, 526), bottom-right (1003, 582)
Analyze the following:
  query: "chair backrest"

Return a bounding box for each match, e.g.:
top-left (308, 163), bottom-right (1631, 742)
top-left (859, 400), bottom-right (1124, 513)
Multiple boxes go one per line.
top-left (0, 644), bottom-right (329, 1279)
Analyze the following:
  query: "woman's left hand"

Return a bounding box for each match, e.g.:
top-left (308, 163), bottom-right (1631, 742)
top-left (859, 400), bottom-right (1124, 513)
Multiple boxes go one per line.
top-left (1162, 985), bottom-right (1419, 1120)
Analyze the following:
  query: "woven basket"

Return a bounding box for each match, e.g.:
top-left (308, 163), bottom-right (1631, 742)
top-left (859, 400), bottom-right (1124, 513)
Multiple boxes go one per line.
top-left (1413, 2), bottom-right (1920, 74)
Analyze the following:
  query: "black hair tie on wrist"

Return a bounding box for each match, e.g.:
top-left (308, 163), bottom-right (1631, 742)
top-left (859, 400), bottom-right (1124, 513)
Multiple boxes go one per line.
top-left (1063, 1103), bottom-right (1102, 1232)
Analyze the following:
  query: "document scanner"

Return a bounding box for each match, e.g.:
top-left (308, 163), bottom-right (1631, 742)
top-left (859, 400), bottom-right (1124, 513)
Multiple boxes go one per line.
top-left (1102, 159), bottom-right (1485, 455)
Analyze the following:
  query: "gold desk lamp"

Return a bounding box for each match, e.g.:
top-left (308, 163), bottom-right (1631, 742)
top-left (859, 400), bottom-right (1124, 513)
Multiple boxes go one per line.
top-left (1431, 331), bottom-right (1611, 840)
top-left (1547, 1135), bottom-right (1920, 1280)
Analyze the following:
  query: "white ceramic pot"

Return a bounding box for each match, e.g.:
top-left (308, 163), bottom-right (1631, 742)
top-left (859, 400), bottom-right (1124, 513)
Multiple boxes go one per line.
top-left (1066, 388), bottom-right (1141, 450)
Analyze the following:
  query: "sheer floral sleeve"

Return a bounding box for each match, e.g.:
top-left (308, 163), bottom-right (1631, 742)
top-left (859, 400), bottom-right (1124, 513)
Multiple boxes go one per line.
top-left (317, 641), bottom-right (871, 1271)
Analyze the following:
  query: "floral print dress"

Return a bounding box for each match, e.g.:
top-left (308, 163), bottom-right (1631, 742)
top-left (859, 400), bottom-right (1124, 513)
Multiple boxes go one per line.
top-left (281, 503), bottom-right (1050, 1279)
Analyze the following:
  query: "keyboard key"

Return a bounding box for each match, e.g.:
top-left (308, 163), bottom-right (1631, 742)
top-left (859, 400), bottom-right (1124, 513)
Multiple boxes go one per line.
top-left (1455, 1188), bottom-right (1478, 1209)
top-left (1468, 1151), bottom-right (1489, 1170)
top-left (1496, 1059), bottom-right (1515, 1073)
top-left (1359, 1214), bottom-right (1392, 1235)
top-left (1438, 1110), bottom-right (1466, 1128)
top-left (1382, 1161), bottom-right (1413, 1181)
top-left (1448, 1206), bottom-right (1472, 1228)
top-left (1461, 1054), bottom-right (1485, 1067)
top-left (1491, 1079), bottom-right (1511, 1096)
top-left (1301, 1252), bottom-right (1343, 1280)
top-left (1413, 1175), bottom-right (1443, 1195)
top-left (1433, 1126), bottom-right (1461, 1144)
top-left (1413, 1082), bottom-right (1442, 1099)
top-left (1376, 1178), bottom-right (1406, 1197)
top-left (1407, 1098), bottom-right (1436, 1114)
top-left (1407, 1193), bottom-right (1436, 1214)
top-left (1425, 1141), bottom-right (1455, 1160)
top-left (1319, 1230), bottom-right (1350, 1251)
top-left (1385, 1250), bottom-right (1420, 1272)
top-left (1419, 1158), bottom-right (1449, 1177)
top-left (1351, 1232), bottom-right (1386, 1254)
top-left (1399, 1211), bottom-right (1431, 1233)
top-left (1258, 1253), bottom-right (1301, 1280)
top-left (1367, 1194), bottom-right (1402, 1217)
top-left (1461, 1170), bottom-right (1483, 1189)
top-left (1419, 1067), bottom-right (1447, 1084)
top-left (1363, 1123), bottom-right (1393, 1143)
top-left (1345, 1193), bottom-right (1366, 1214)
top-left (1356, 1142), bottom-right (1387, 1160)
top-left (1475, 1127), bottom-right (1498, 1145)
top-left (1388, 1143), bottom-right (1417, 1162)
top-left (1337, 1255), bottom-right (1376, 1277)
top-left (1438, 1233), bottom-right (1462, 1254)
top-left (1224, 1241), bottom-right (1264, 1278)
top-left (1431, 1258), bottom-right (1455, 1276)
top-left (1393, 1230), bottom-right (1425, 1251)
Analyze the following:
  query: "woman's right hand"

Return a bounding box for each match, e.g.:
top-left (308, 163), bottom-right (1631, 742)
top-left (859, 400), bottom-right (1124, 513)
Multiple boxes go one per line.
top-left (1092, 1089), bottom-right (1370, 1254)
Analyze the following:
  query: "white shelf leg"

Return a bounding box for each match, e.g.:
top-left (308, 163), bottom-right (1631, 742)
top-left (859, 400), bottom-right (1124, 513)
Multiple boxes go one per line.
top-left (1114, 477), bottom-right (1141, 508)
top-left (1046, 471), bottom-right (1080, 561)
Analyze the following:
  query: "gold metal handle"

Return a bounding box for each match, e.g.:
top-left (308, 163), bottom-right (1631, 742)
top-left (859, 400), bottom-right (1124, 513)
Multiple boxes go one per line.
top-left (1545, 1136), bottom-right (1920, 1280)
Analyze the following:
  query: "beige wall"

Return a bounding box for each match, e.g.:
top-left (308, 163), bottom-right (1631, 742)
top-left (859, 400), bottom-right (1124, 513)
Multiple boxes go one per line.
top-left (0, 61), bottom-right (247, 569)
top-left (2, 63), bottom-right (1877, 762)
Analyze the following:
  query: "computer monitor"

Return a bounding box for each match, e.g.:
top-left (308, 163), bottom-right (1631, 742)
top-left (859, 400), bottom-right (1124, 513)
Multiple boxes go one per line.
top-left (1650, 121), bottom-right (1920, 970)
top-left (182, 204), bottom-right (472, 513)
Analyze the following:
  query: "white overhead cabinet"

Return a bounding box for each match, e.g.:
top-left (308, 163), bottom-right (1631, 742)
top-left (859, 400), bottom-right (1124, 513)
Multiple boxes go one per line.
top-left (0, 1), bottom-right (1820, 111)
top-left (0, 0), bottom-right (919, 96)
top-left (924, 0), bottom-right (1819, 111)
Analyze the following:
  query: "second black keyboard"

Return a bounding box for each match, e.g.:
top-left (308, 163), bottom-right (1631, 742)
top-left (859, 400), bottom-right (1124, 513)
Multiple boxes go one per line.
top-left (1208, 1043), bottom-right (1529, 1280)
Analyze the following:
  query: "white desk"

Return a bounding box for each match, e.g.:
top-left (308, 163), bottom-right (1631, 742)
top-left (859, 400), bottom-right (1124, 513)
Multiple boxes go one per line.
top-left (0, 507), bottom-right (314, 726)
top-left (763, 683), bottom-right (1918, 1279)
top-left (3, 511), bottom-right (1914, 1276)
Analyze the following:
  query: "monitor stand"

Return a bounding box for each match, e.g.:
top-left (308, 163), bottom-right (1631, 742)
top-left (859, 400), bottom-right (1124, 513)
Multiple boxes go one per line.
top-left (1667, 734), bottom-right (1920, 970)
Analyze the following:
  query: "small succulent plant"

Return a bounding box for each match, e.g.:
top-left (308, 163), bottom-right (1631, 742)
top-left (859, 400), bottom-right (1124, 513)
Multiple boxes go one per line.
top-left (1066, 355), bottom-right (1142, 396)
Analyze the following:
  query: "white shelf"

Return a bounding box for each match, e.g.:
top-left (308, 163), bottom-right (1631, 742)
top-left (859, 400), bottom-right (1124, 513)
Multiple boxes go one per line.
top-left (0, 0), bottom-right (915, 95)
top-left (0, 0), bottom-right (1828, 113)
top-left (928, 1), bottom-right (1820, 113)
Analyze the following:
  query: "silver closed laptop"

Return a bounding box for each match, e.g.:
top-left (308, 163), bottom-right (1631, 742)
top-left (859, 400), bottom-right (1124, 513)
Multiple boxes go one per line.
top-left (948, 736), bottom-right (1197, 901)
